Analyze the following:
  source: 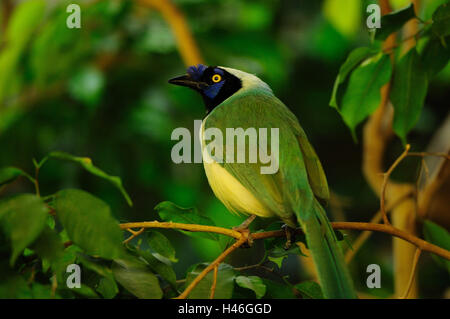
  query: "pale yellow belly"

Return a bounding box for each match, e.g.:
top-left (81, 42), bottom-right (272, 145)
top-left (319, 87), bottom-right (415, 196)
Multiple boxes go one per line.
top-left (200, 120), bottom-right (275, 218)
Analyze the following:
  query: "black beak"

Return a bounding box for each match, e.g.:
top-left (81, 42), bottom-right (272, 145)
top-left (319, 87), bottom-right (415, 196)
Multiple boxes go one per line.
top-left (168, 74), bottom-right (207, 90)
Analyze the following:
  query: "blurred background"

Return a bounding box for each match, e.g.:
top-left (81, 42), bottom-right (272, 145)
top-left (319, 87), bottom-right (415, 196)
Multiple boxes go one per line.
top-left (0, 0), bottom-right (448, 298)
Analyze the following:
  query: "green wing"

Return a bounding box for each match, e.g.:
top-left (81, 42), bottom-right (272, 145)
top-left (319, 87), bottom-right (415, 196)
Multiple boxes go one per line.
top-left (295, 125), bottom-right (330, 203)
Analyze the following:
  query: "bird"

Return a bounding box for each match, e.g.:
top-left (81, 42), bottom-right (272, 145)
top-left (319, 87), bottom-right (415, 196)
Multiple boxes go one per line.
top-left (169, 64), bottom-right (356, 299)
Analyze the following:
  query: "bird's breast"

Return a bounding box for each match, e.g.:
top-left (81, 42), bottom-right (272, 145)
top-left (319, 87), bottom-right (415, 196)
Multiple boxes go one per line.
top-left (199, 119), bottom-right (274, 218)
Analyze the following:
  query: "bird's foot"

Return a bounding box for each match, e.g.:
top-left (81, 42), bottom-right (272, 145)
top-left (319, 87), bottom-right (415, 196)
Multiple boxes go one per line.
top-left (232, 215), bottom-right (256, 248)
top-left (282, 224), bottom-right (297, 250)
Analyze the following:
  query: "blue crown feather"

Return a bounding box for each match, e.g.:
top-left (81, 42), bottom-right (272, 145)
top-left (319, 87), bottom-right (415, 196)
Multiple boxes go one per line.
top-left (187, 64), bottom-right (207, 80)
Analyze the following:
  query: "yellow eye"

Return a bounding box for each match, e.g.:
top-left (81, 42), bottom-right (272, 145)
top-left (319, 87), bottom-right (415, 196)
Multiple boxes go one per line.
top-left (212, 74), bottom-right (222, 83)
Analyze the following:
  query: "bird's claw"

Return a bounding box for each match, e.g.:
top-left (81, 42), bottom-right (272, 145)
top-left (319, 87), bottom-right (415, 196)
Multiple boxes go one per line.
top-left (282, 224), bottom-right (296, 250)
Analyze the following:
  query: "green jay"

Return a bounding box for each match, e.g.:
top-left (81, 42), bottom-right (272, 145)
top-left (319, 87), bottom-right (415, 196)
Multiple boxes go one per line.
top-left (169, 65), bottom-right (356, 299)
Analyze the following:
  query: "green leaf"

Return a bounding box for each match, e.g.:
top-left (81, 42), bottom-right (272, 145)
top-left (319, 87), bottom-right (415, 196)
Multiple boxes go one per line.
top-left (97, 277), bottom-right (119, 299)
top-left (295, 281), bottom-right (324, 299)
top-left (340, 54), bottom-right (392, 138)
top-left (423, 220), bottom-right (450, 272)
top-left (235, 275), bottom-right (266, 299)
top-left (70, 284), bottom-right (100, 298)
top-left (147, 231), bottom-right (177, 262)
top-left (375, 3), bottom-right (416, 41)
top-left (432, 3), bottom-right (450, 38)
top-left (263, 279), bottom-right (296, 299)
top-left (136, 248), bottom-right (177, 287)
top-left (330, 47), bottom-right (375, 109)
top-left (421, 36), bottom-right (450, 76)
top-left (112, 257), bottom-right (163, 299)
top-left (54, 189), bottom-right (124, 260)
top-left (185, 263), bottom-right (235, 299)
top-left (391, 49), bottom-right (428, 144)
top-left (76, 254), bottom-right (119, 298)
top-left (269, 245), bottom-right (305, 258)
top-left (0, 273), bottom-right (32, 298)
top-left (155, 201), bottom-right (219, 241)
top-left (0, 194), bottom-right (48, 265)
top-left (0, 167), bottom-right (32, 187)
top-left (338, 47), bottom-right (376, 84)
top-left (31, 283), bottom-right (55, 299)
top-left (77, 254), bottom-right (116, 279)
top-left (45, 151), bottom-right (132, 206)
top-left (268, 256), bottom-right (285, 268)
top-left (32, 226), bottom-right (65, 279)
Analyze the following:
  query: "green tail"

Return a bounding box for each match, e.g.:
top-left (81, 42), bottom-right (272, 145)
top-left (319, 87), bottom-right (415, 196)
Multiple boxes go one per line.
top-left (297, 201), bottom-right (357, 299)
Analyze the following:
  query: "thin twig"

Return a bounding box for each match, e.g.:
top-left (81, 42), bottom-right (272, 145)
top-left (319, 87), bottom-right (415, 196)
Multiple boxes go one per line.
top-left (331, 222), bottom-right (449, 260)
top-left (209, 266), bottom-right (218, 299)
top-left (399, 248), bottom-right (422, 299)
top-left (32, 159), bottom-right (41, 197)
top-left (380, 144), bottom-right (411, 225)
top-left (175, 235), bottom-right (248, 299)
top-left (345, 191), bottom-right (412, 263)
top-left (123, 228), bottom-right (145, 244)
top-left (408, 152), bottom-right (450, 160)
top-left (51, 275), bottom-right (57, 298)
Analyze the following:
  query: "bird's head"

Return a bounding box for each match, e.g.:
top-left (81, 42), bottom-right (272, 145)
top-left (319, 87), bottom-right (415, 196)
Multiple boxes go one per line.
top-left (169, 64), bottom-right (243, 113)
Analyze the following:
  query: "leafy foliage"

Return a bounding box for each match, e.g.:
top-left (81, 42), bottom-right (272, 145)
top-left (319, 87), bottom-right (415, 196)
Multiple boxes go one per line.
top-left (374, 4), bottom-right (416, 41)
top-left (112, 257), bottom-right (163, 299)
top-left (0, 167), bottom-right (32, 187)
top-left (423, 221), bottom-right (450, 272)
top-left (391, 49), bottom-right (428, 144)
top-left (235, 275), bottom-right (267, 299)
top-left (185, 263), bottom-right (235, 299)
top-left (0, 194), bottom-right (48, 265)
top-left (156, 201), bottom-right (219, 241)
top-left (330, 2), bottom-right (450, 143)
top-left (340, 54), bottom-right (392, 138)
top-left (294, 281), bottom-right (324, 299)
top-left (0, 151), bottom-right (322, 299)
top-left (54, 189), bottom-right (125, 259)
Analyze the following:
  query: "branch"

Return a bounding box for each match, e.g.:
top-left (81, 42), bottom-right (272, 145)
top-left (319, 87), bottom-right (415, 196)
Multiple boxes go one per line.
top-left (209, 265), bottom-right (218, 299)
top-left (364, 0), bottom-right (420, 298)
top-left (137, 0), bottom-right (204, 66)
top-left (400, 248), bottom-right (421, 299)
top-left (0, 0), bottom-right (13, 36)
top-left (123, 227), bottom-right (145, 244)
top-left (331, 222), bottom-right (449, 260)
top-left (380, 144), bottom-right (411, 225)
top-left (175, 235), bottom-right (248, 299)
top-left (120, 221), bottom-right (241, 239)
top-left (119, 220), bottom-right (450, 261)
